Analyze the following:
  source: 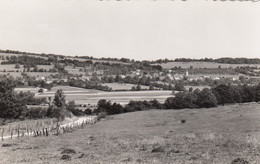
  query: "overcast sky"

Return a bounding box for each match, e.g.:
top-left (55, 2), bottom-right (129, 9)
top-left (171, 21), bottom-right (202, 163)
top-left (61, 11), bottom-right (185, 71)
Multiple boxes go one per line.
top-left (0, 0), bottom-right (260, 60)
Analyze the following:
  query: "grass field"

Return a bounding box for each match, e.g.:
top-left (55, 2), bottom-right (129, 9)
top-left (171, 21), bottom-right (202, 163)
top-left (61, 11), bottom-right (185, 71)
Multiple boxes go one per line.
top-left (1, 103), bottom-right (260, 163)
top-left (160, 61), bottom-right (260, 69)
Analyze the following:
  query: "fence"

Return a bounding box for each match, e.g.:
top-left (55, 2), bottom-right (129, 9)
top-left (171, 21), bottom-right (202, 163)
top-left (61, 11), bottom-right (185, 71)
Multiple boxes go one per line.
top-left (1, 116), bottom-right (98, 141)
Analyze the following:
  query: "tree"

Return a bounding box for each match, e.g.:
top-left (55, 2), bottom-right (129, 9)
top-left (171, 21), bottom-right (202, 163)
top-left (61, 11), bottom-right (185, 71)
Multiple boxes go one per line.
top-left (165, 93), bottom-right (186, 109)
top-left (240, 84), bottom-right (255, 102)
top-left (0, 78), bottom-right (27, 119)
top-left (15, 63), bottom-right (20, 69)
top-left (131, 86), bottom-right (136, 91)
top-left (38, 88), bottom-right (44, 93)
top-left (136, 84), bottom-right (141, 91)
top-left (149, 85), bottom-right (155, 90)
top-left (197, 88), bottom-right (218, 108)
top-left (174, 82), bottom-right (185, 91)
top-left (109, 103), bottom-right (123, 115)
top-left (53, 89), bottom-right (66, 107)
top-left (67, 100), bottom-right (76, 112)
top-left (96, 99), bottom-right (110, 113)
top-left (212, 84), bottom-right (241, 105)
top-left (84, 108), bottom-right (92, 115)
top-left (255, 83), bottom-right (260, 102)
top-left (184, 92), bottom-right (198, 108)
top-left (47, 89), bottom-right (68, 120)
top-left (47, 105), bottom-right (66, 121)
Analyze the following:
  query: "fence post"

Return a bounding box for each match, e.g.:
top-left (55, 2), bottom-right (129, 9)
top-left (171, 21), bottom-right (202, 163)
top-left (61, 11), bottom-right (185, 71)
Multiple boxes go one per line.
top-left (17, 129), bottom-right (20, 139)
top-left (11, 129), bottom-right (13, 139)
top-left (1, 128), bottom-right (4, 141)
top-left (56, 122), bottom-right (60, 136)
top-left (45, 128), bottom-right (48, 136)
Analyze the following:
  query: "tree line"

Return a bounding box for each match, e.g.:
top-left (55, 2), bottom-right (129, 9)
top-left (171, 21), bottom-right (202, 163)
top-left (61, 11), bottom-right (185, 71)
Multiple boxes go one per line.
top-left (153, 57), bottom-right (260, 64)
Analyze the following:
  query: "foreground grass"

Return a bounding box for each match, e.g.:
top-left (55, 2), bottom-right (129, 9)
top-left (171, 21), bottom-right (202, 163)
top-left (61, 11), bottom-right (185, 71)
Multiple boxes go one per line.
top-left (1, 103), bottom-right (260, 163)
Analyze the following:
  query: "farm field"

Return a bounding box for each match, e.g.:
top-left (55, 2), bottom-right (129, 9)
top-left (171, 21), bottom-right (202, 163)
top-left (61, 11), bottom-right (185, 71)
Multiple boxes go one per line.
top-left (103, 83), bottom-right (150, 91)
top-left (0, 52), bottom-right (49, 60)
top-left (1, 103), bottom-right (260, 163)
top-left (0, 72), bottom-right (22, 78)
top-left (0, 64), bottom-right (23, 72)
top-left (49, 86), bottom-right (103, 93)
top-left (15, 87), bottom-right (41, 94)
top-left (36, 87), bottom-right (173, 105)
top-left (0, 71), bottom-right (58, 78)
top-left (160, 61), bottom-right (260, 69)
top-left (15, 86), bottom-right (104, 96)
top-left (184, 85), bottom-right (210, 91)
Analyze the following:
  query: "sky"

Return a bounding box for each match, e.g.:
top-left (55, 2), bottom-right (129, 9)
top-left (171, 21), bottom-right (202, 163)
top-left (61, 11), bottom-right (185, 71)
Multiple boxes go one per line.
top-left (0, 0), bottom-right (260, 60)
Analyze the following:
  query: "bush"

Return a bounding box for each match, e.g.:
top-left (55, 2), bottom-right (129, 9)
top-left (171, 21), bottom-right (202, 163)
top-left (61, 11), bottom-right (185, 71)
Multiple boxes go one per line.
top-left (84, 108), bottom-right (92, 115)
top-left (47, 105), bottom-right (67, 121)
top-left (165, 93), bottom-right (186, 109)
top-left (20, 107), bottom-right (48, 119)
top-left (95, 99), bottom-right (123, 115)
top-left (69, 108), bottom-right (85, 116)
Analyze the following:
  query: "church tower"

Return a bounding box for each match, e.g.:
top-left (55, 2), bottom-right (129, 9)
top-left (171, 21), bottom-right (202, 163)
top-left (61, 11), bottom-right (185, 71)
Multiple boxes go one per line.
top-left (185, 69), bottom-right (189, 76)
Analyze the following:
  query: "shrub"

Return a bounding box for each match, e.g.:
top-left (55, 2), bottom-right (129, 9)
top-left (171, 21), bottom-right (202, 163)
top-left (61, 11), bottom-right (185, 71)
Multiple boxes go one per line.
top-left (47, 105), bottom-right (67, 121)
top-left (174, 82), bottom-right (185, 91)
top-left (20, 107), bottom-right (48, 119)
top-left (84, 108), bottom-right (92, 115)
top-left (70, 108), bottom-right (85, 116)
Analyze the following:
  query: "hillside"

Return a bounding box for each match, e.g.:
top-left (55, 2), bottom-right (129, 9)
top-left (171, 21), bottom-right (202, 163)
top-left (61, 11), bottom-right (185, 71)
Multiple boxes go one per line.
top-left (1, 103), bottom-right (260, 163)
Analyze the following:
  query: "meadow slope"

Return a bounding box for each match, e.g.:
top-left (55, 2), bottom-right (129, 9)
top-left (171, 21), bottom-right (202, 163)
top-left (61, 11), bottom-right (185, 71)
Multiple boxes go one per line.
top-left (1, 103), bottom-right (260, 164)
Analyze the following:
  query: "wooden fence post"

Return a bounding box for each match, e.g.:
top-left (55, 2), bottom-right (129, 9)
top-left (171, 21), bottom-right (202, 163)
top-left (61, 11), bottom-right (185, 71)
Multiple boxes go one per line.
top-left (45, 128), bottom-right (48, 136)
top-left (56, 122), bottom-right (60, 136)
top-left (11, 129), bottom-right (13, 139)
top-left (17, 129), bottom-right (20, 139)
top-left (1, 128), bottom-right (4, 141)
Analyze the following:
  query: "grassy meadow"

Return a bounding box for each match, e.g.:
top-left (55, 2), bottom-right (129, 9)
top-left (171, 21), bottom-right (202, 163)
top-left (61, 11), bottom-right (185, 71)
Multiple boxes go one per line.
top-left (1, 103), bottom-right (260, 163)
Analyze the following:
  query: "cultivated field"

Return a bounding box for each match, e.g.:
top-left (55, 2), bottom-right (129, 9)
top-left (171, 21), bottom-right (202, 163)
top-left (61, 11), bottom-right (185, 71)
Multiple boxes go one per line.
top-left (15, 87), bottom-right (40, 94)
top-left (0, 64), bottom-right (23, 72)
top-left (103, 83), bottom-right (150, 91)
top-left (50, 86), bottom-right (103, 93)
top-left (36, 65), bottom-right (54, 71)
top-left (0, 72), bottom-right (22, 78)
top-left (160, 61), bottom-right (260, 69)
top-left (1, 103), bottom-right (260, 163)
top-left (36, 86), bottom-right (172, 105)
